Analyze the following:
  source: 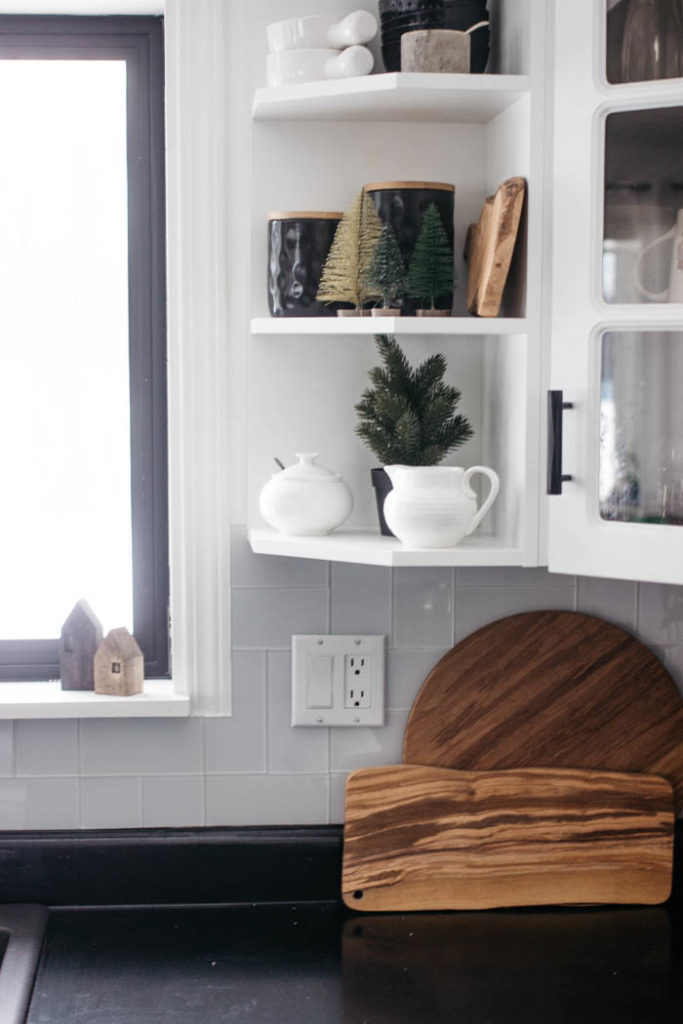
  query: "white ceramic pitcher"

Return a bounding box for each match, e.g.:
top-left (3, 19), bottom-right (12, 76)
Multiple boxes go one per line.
top-left (634, 208), bottom-right (683, 303)
top-left (383, 465), bottom-right (500, 549)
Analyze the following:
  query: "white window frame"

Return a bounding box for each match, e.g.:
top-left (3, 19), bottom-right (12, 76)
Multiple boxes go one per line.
top-left (0, 0), bottom-right (232, 717)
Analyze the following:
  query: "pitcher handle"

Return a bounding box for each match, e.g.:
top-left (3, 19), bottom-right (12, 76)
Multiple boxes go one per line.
top-left (633, 226), bottom-right (675, 302)
top-left (463, 466), bottom-right (500, 536)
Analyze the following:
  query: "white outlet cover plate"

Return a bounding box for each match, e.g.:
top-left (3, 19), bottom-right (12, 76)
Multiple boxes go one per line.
top-left (291, 634), bottom-right (385, 727)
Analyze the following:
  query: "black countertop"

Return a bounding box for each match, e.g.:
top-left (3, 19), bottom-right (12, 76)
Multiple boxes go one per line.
top-left (2, 826), bottom-right (680, 1024)
top-left (27, 900), bottom-right (683, 1024)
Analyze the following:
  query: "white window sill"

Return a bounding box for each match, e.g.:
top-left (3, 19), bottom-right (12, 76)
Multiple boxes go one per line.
top-left (0, 680), bottom-right (190, 719)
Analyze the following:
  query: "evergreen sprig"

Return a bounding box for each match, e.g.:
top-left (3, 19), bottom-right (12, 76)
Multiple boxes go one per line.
top-left (355, 335), bottom-right (473, 465)
top-left (407, 203), bottom-right (455, 310)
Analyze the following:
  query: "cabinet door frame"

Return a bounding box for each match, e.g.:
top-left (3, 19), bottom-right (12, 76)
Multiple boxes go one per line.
top-left (548, 0), bottom-right (683, 584)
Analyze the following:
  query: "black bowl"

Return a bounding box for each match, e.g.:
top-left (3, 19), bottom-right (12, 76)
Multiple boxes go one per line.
top-left (382, 17), bottom-right (489, 39)
top-left (380, 0), bottom-right (487, 13)
top-left (381, 9), bottom-right (489, 31)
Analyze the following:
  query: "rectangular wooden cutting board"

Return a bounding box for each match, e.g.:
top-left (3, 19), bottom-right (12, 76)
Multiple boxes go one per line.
top-left (342, 764), bottom-right (674, 911)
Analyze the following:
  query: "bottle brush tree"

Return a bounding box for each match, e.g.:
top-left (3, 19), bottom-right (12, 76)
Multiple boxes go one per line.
top-left (316, 189), bottom-right (382, 310)
top-left (364, 222), bottom-right (407, 309)
top-left (355, 334), bottom-right (473, 465)
top-left (406, 202), bottom-right (455, 310)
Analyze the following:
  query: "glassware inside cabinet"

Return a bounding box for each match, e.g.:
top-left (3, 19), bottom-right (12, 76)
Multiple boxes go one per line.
top-left (603, 107), bottom-right (683, 303)
top-left (606, 0), bottom-right (683, 84)
top-left (599, 331), bottom-right (683, 525)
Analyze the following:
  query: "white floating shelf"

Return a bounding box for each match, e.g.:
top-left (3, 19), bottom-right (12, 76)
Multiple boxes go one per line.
top-left (253, 73), bottom-right (531, 124)
top-left (248, 528), bottom-right (523, 568)
top-left (251, 316), bottom-right (528, 336)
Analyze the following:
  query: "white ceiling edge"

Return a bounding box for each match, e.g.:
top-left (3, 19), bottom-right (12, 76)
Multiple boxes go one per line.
top-left (0, 2), bottom-right (163, 13)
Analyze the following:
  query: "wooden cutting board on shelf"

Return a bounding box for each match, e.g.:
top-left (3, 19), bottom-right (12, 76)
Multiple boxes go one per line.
top-left (402, 611), bottom-right (683, 812)
top-left (465, 175), bottom-right (525, 316)
top-left (342, 764), bottom-right (674, 911)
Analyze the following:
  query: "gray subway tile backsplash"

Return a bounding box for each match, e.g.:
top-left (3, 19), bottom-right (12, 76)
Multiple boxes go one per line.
top-left (1, 541), bottom-right (683, 829)
top-left (392, 567), bottom-right (455, 648)
top-left (330, 562), bottom-right (392, 635)
top-left (204, 651), bottom-right (267, 773)
top-left (231, 587), bottom-right (329, 649)
top-left (80, 717), bottom-right (205, 777)
top-left (81, 776), bottom-right (143, 829)
top-left (0, 722), bottom-right (13, 777)
top-left (15, 719), bottom-right (79, 777)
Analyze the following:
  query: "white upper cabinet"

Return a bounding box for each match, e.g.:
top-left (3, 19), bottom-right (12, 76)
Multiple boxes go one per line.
top-left (549, 0), bottom-right (683, 584)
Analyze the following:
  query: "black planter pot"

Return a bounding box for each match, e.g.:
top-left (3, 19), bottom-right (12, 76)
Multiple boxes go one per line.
top-left (364, 181), bottom-right (455, 316)
top-left (267, 212), bottom-right (342, 317)
top-left (371, 467), bottom-right (395, 537)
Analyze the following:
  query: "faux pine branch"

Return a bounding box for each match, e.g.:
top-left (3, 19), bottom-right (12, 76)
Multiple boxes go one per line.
top-left (355, 335), bottom-right (473, 465)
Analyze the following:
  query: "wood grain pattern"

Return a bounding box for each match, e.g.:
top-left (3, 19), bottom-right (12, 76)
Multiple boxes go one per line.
top-left (342, 764), bottom-right (674, 911)
top-left (402, 611), bottom-right (683, 811)
top-left (466, 176), bottom-right (525, 316)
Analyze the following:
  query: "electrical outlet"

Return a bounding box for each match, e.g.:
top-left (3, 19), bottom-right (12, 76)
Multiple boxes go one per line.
top-left (344, 655), bottom-right (372, 708)
top-left (291, 635), bottom-right (385, 727)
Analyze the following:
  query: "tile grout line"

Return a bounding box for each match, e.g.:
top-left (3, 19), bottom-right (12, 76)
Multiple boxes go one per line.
top-left (264, 649), bottom-right (271, 774)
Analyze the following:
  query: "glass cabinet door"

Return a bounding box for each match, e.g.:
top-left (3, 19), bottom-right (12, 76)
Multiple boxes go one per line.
top-left (549, 0), bottom-right (683, 584)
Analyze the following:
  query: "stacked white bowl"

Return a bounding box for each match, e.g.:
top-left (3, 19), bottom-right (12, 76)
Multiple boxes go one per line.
top-left (266, 10), bottom-right (378, 87)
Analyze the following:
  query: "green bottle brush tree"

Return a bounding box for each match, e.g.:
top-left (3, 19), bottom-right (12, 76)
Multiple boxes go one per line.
top-left (364, 222), bottom-right (407, 313)
top-left (406, 202), bottom-right (455, 314)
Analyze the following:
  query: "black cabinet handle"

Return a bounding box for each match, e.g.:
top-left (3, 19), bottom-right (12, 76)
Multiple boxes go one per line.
top-left (547, 390), bottom-right (573, 495)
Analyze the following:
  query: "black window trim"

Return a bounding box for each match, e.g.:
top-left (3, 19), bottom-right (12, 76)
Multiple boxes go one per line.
top-left (0, 16), bottom-right (169, 680)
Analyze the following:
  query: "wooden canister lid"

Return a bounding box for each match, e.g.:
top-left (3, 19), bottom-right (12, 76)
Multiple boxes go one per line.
top-left (267, 210), bottom-right (343, 220)
top-left (363, 181), bottom-right (455, 192)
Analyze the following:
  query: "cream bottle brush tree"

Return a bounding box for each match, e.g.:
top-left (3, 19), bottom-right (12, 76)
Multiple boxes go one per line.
top-left (316, 189), bottom-right (382, 313)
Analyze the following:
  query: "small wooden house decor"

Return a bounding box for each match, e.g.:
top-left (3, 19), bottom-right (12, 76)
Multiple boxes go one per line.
top-left (60, 599), bottom-right (103, 691)
top-left (94, 628), bottom-right (144, 697)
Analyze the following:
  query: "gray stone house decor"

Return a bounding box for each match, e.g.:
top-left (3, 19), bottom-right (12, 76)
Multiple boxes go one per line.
top-left (94, 628), bottom-right (144, 696)
top-left (59, 599), bottom-right (103, 691)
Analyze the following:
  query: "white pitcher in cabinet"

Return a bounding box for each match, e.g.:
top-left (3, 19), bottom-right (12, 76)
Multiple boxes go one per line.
top-left (383, 465), bottom-right (499, 549)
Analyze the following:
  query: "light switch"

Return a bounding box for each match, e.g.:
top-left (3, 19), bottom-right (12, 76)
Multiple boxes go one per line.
top-left (305, 654), bottom-right (333, 708)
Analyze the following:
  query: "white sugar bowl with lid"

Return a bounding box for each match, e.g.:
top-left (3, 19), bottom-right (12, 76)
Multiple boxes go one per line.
top-left (259, 453), bottom-right (353, 536)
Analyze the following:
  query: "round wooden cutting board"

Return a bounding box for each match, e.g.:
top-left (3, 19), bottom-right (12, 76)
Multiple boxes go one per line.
top-left (402, 611), bottom-right (683, 812)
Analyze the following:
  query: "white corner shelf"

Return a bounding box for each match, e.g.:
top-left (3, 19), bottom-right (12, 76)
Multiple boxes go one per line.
top-left (252, 72), bottom-right (531, 124)
top-left (0, 679), bottom-right (190, 719)
top-left (248, 528), bottom-right (523, 567)
top-left (251, 316), bottom-right (528, 336)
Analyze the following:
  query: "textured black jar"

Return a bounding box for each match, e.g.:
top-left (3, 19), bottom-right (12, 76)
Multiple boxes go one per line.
top-left (364, 181), bottom-right (455, 315)
top-left (268, 211), bottom-right (342, 317)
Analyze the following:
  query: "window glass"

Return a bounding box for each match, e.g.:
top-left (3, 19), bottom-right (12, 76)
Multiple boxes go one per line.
top-left (0, 59), bottom-right (132, 638)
